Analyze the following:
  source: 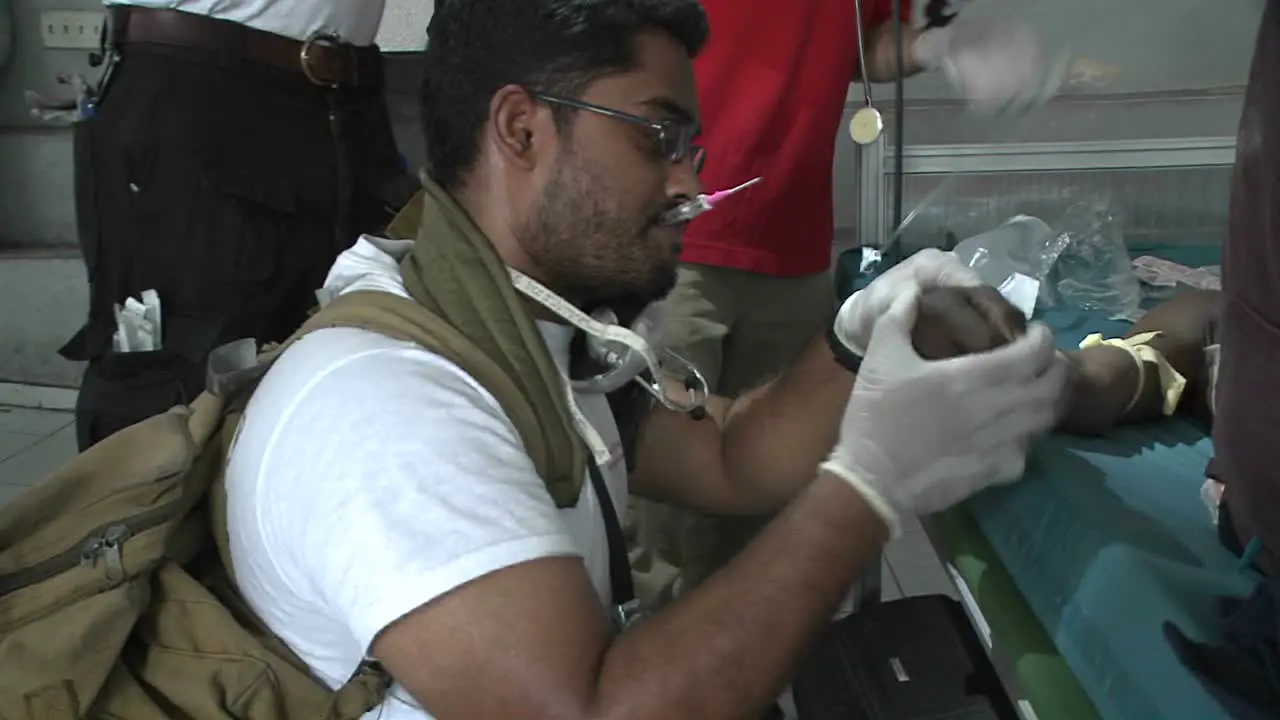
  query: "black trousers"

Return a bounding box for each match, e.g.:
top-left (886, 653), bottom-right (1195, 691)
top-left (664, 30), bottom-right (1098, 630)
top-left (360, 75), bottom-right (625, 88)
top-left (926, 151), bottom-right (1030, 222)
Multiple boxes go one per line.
top-left (62, 43), bottom-right (412, 451)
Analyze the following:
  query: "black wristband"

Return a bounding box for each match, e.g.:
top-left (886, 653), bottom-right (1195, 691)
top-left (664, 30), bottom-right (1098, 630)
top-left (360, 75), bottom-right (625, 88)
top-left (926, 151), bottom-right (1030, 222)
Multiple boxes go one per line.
top-left (827, 322), bottom-right (865, 374)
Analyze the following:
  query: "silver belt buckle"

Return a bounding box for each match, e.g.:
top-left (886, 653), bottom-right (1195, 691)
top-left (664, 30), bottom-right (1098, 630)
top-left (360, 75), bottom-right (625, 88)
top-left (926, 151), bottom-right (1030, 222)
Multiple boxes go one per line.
top-left (299, 32), bottom-right (348, 88)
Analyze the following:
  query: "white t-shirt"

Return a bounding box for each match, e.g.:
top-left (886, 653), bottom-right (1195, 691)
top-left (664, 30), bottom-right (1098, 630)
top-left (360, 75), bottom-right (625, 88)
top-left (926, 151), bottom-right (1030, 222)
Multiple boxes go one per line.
top-left (224, 236), bottom-right (628, 720)
top-left (105, 0), bottom-right (388, 45)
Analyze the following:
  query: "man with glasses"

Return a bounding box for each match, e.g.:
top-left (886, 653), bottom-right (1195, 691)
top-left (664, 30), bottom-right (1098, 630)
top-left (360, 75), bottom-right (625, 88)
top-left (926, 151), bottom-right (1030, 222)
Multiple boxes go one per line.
top-left (634, 0), bottom-right (1067, 605)
top-left (530, 93), bottom-right (707, 176)
top-left (220, 1), bottom-right (1065, 717)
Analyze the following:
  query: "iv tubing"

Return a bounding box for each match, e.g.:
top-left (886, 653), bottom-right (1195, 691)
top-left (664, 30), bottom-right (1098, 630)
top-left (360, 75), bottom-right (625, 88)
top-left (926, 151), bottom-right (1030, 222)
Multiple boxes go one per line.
top-left (892, 0), bottom-right (905, 236)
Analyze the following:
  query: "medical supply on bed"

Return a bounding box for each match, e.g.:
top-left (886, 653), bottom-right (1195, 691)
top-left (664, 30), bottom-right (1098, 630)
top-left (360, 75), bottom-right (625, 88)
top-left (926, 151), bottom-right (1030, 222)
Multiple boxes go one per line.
top-left (111, 289), bottom-right (163, 353)
top-left (1132, 256), bottom-right (1223, 292)
top-left (1202, 478), bottom-right (1225, 525)
top-left (834, 247), bottom-right (887, 299)
top-left (659, 177), bottom-right (762, 225)
top-left (858, 246), bottom-right (882, 274)
top-left (953, 216), bottom-right (1056, 319)
top-left (1049, 201), bottom-right (1143, 321)
top-left (1078, 331), bottom-right (1187, 416)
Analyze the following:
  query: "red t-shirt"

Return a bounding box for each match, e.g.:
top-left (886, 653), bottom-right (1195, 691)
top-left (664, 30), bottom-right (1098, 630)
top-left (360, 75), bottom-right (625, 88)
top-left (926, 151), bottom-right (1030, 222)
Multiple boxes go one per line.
top-left (682, 0), bottom-right (910, 277)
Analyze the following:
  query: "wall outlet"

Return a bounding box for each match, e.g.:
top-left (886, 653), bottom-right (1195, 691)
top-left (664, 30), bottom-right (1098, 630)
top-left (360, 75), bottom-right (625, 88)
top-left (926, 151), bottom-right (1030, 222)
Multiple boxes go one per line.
top-left (40, 11), bottom-right (105, 51)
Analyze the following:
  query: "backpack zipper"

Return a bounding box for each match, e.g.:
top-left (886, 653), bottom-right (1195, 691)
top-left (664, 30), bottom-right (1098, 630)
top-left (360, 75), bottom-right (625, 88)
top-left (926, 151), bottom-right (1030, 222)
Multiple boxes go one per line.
top-left (0, 499), bottom-right (182, 598)
top-left (80, 523), bottom-right (130, 583)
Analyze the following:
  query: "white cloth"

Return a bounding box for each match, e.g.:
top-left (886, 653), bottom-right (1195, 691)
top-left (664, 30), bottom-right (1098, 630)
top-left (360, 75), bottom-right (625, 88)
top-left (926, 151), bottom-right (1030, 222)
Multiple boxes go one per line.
top-left (105, 0), bottom-right (388, 45)
top-left (224, 236), bottom-right (627, 720)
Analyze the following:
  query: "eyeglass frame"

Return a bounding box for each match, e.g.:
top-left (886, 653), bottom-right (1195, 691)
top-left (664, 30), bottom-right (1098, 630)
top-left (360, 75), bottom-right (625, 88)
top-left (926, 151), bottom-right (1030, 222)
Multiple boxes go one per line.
top-left (529, 92), bottom-right (706, 173)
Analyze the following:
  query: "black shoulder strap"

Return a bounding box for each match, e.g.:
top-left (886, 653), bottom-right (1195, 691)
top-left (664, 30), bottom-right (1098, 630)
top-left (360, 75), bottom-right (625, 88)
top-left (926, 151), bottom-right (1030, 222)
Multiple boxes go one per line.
top-left (587, 460), bottom-right (635, 605)
top-left (605, 381), bottom-right (652, 473)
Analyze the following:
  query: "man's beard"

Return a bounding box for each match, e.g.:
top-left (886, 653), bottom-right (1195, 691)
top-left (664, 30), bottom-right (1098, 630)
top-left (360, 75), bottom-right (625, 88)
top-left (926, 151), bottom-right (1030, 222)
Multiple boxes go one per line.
top-left (516, 159), bottom-right (678, 314)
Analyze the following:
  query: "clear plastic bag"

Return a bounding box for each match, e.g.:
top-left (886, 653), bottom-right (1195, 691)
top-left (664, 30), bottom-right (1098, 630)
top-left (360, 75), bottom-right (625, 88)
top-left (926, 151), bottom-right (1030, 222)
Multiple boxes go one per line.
top-left (1043, 200), bottom-right (1142, 321)
top-left (951, 216), bottom-right (1057, 317)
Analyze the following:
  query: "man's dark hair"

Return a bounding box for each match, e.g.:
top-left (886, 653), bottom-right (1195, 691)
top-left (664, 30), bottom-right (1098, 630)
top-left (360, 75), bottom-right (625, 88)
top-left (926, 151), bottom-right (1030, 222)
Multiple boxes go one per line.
top-left (420, 0), bottom-right (709, 190)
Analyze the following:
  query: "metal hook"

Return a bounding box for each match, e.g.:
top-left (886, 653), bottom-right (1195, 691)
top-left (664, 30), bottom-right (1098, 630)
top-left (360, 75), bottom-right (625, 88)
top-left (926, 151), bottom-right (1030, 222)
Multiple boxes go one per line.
top-left (636, 349), bottom-right (709, 416)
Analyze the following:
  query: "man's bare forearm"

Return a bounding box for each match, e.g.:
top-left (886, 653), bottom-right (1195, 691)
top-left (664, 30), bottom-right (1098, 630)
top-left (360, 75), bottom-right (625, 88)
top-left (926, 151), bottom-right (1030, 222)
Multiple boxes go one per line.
top-left (859, 22), bottom-right (927, 83)
top-left (718, 333), bottom-right (854, 511)
top-left (588, 475), bottom-right (887, 719)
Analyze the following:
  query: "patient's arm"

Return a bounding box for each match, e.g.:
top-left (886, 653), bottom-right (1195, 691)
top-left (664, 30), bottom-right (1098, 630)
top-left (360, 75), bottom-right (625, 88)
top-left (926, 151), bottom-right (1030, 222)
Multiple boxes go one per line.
top-left (912, 287), bottom-right (1220, 436)
top-left (1069, 288), bottom-right (1219, 433)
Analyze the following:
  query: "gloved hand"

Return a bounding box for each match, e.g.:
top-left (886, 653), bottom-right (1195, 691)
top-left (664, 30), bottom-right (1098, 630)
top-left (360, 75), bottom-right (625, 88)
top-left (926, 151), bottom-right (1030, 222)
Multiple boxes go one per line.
top-left (834, 248), bottom-right (984, 357)
top-left (912, 13), bottom-right (1068, 117)
top-left (821, 289), bottom-right (1067, 538)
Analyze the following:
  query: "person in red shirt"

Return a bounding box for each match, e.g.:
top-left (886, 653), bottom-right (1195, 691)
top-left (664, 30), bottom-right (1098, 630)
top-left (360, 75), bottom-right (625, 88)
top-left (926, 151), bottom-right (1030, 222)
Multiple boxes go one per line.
top-left (632, 0), bottom-right (1065, 604)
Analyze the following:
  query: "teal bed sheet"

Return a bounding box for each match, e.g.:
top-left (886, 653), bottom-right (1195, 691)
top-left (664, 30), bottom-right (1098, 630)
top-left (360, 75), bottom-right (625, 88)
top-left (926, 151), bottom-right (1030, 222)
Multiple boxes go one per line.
top-left (964, 243), bottom-right (1259, 719)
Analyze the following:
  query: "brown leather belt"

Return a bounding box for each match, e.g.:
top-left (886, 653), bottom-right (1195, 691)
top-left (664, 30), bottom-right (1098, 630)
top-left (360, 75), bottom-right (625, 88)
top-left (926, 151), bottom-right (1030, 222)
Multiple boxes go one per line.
top-left (110, 6), bottom-right (375, 88)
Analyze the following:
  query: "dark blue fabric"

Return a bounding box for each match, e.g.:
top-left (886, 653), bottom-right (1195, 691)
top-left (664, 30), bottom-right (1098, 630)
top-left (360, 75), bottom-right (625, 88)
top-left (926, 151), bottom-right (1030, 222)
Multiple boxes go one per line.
top-left (1165, 580), bottom-right (1280, 719)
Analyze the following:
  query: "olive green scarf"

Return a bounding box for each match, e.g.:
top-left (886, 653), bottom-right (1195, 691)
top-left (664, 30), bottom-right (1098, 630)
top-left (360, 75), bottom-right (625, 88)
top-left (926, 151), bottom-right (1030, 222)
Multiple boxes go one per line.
top-left (383, 179), bottom-right (586, 507)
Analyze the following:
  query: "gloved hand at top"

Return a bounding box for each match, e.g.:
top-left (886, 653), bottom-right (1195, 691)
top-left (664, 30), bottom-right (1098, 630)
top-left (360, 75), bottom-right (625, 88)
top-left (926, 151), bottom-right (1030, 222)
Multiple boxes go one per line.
top-left (912, 12), bottom-right (1067, 117)
top-left (821, 289), bottom-right (1068, 538)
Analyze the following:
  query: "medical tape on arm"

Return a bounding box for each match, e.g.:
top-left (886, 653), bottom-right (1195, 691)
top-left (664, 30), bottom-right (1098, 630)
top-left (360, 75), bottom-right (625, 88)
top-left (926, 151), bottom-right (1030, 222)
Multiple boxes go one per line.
top-left (1078, 331), bottom-right (1187, 416)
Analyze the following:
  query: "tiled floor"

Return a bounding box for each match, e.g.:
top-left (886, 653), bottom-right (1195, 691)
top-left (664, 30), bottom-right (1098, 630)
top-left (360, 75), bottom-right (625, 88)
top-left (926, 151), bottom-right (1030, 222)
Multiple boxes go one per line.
top-left (0, 405), bottom-right (78, 508)
top-left (0, 403), bottom-right (955, 602)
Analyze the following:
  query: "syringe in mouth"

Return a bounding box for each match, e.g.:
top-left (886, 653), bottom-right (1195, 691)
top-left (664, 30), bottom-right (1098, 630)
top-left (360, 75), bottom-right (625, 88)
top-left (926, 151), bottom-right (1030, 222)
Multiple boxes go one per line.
top-left (659, 177), bottom-right (763, 225)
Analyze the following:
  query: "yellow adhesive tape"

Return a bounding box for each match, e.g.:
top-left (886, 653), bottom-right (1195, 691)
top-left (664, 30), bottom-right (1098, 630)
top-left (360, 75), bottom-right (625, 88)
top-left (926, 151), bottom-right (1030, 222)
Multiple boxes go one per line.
top-left (1078, 331), bottom-right (1187, 416)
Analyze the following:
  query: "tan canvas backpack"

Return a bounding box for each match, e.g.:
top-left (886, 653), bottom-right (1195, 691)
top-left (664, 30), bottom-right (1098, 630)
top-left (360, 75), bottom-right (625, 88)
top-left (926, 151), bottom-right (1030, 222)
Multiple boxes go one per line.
top-left (0, 290), bottom-right (562, 719)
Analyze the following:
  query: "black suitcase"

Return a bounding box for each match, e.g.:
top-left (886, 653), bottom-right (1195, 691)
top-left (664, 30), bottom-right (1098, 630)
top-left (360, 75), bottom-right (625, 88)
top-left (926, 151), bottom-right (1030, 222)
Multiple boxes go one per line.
top-left (792, 594), bottom-right (1019, 720)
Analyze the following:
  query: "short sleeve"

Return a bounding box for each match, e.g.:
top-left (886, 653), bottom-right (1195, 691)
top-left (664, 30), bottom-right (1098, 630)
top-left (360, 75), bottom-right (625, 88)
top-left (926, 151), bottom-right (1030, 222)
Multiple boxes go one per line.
top-left (228, 329), bottom-right (581, 653)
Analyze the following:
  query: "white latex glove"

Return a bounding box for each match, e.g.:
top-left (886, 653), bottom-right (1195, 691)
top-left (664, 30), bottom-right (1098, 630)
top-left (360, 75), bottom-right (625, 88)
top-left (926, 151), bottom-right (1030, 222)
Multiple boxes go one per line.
top-left (834, 248), bottom-right (984, 357)
top-left (821, 290), bottom-right (1067, 538)
top-left (913, 15), bottom-right (1067, 117)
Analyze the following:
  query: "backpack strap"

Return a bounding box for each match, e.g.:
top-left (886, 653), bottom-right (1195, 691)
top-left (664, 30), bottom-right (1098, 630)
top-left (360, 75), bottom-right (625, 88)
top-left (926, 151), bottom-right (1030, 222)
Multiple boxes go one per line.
top-left (326, 660), bottom-right (395, 720)
top-left (206, 290), bottom-right (541, 426)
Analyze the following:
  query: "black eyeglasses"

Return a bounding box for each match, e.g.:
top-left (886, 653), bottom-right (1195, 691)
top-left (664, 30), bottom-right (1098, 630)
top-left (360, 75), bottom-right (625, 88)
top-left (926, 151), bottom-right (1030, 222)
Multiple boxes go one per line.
top-left (531, 92), bottom-right (706, 173)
